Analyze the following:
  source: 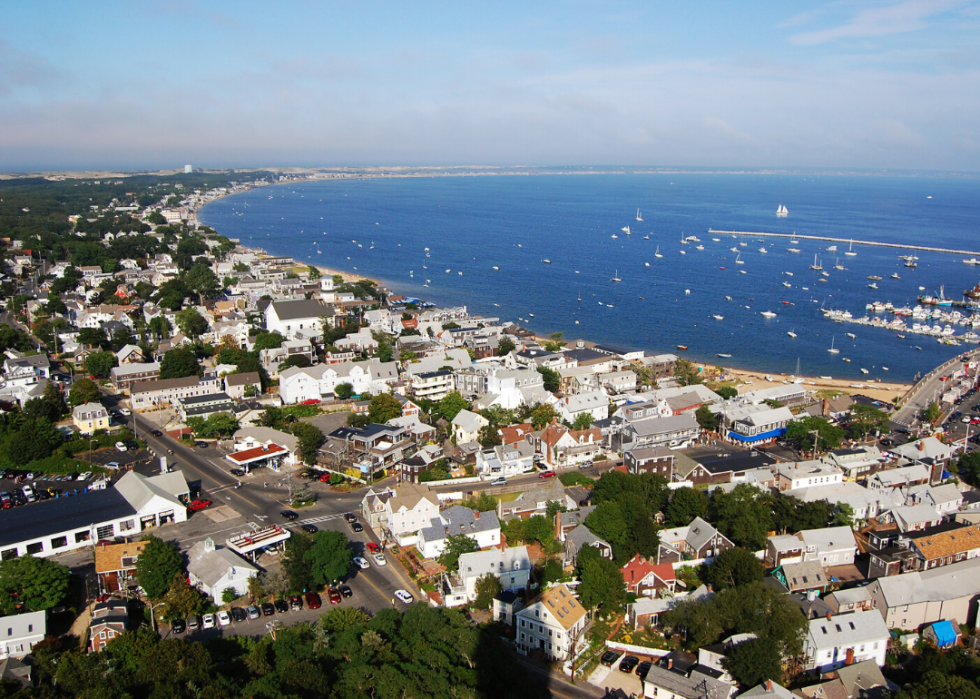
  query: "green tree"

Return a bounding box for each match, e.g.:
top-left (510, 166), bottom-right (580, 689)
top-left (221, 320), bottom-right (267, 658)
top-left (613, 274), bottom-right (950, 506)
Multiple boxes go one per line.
top-left (84, 350), bottom-right (118, 378)
top-left (710, 484), bottom-right (773, 550)
top-left (577, 547), bottom-right (627, 617)
top-left (0, 555), bottom-right (70, 614)
top-left (184, 263), bottom-right (220, 303)
top-left (537, 366), bottom-right (560, 392)
top-left (148, 315), bottom-right (172, 340)
top-left (7, 417), bottom-right (64, 464)
top-left (321, 606), bottom-right (370, 632)
top-left (160, 573), bottom-right (206, 621)
top-left (291, 483), bottom-right (316, 505)
top-left (715, 386), bottom-right (738, 399)
top-left (695, 405), bottom-right (720, 432)
top-left (252, 332), bottom-right (285, 351)
top-left (847, 404), bottom-right (889, 439)
top-left (186, 413), bottom-right (239, 438)
top-left (368, 392), bottom-right (403, 423)
top-left (956, 450), bottom-right (980, 487)
top-left (572, 412), bottom-right (594, 430)
top-left (478, 423), bottom-right (502, 448)
top-left (291, 422), bottom-right (325, 465)
top-left (438, 535), bottom-right (480, 573)
top-left (67, 377), bottom-right (101, 407)
top-left (703, 547), bottom-right (764, 591)
top-left (544, 332), bottom-right (566, 352)
top-left (922, 401), bottom-right (942, 425)
top-left (175, 307), bottom-right (208, 337)
top-left (783, 416), bottom-right (845, 454)
top-left (674, 358), bottom-right (703, 386)
top-left (832, 503), bottom-right (855, 529)
top-left (722, 638), bottom-right (783, 689)
top-left (399, 350), bottom-right (417, 363)
top-left (474, 573), bottom-right (501, 610)
top-left (436, 391), bottom-right (470, 421)
top-left (334, 382), bottom-right (354, 399)
top-left (305, 531), bottom-right (353, 587)
top-left (497, 336), bottom-right (516, 356)
top-left (135, 535), bottom-right (184, 599)
top-left (665, 487), bottom-right (710, 527)
top-left (284, 532), bottom-right (315, 592)
top-left (159, 347), bottom-right (201, 379)
top-left (530, 403), bottom-right (559, 430)
top-left (221, 588), bottom-right (239, 604)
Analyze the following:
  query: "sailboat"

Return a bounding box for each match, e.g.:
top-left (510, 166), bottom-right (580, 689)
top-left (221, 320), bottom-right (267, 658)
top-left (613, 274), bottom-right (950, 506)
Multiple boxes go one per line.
top-left (654, 246), bottom-right (663, 258)
top-left (621, 225), bottom-right (631, 234)
top-left (787, 329), bottom-right (797, 338)
top-left (828, 336), bottom-right (840, 354)
top-left (826, 245), bottom-right (837, 252)
top-left (611, 270), bottom-right (622, 282)
top-left (636, 209), bottom-right (643, 222)
top-left (845, 240), bottom-right (857, 257)
top-left (777, 204), bottom-right (788, 217)
top-left (735, 252), bottom-right (744, 265)
top-left (835, 258), bottom-right (844, 271)
top-left (810, 254), bottom-right (823, 271)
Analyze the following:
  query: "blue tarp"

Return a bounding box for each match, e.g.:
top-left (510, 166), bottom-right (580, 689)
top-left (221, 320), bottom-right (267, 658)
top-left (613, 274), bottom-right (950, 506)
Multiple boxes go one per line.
top-left (932, 620), bottom-right (957, 647)
top-left (727, 427), bottom-right (787, 443)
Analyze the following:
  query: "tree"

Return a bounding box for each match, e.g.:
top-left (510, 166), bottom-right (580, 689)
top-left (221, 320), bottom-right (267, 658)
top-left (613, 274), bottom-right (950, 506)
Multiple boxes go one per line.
top-left (160, 573), bottom-right (206, 621)
top-left (291, 422), bottom-right (325, 465)
top-left (78, 326), bottom-right (108, 349)
top-left (710, 484), bottom-right (773, 550)
top-left (577, 547), bottom-right (627, 617)
top-left (67, 377), bottom-right (101, 407)
top-left (368, 393), bottom-right (403, 423)
top-left (321, 606), bottom-right (370, 632)
top-left (956, 450), bottom-right (980, 487)
top-left (537, 366), bottom-right (560, 392)
top-left (703, 547), bottom-right (764, 591)
top-left (284, 532), bottom-right (315, 592)
top-left (186, 413), bottom-right (239, 438)
top-left (783, 416), bottom-right (845, 454)
top-left (497, 336), bottom-right (516, 356)
top-left (544, 332), bottom-right (566, 352)
top-left (221, 587), bottom-right (239, 604)
top-left (478, 424), bottom-right (502, 448)
top-left (175, 307), bottom-right (208, 337)
top-left (695, 405), bottom-right (720, 432)
top-left (722, 638), bottom-right (783, 689)
top-left (530, 403), bottom-right (559, 430)
top-left (572, 412), bottom-right (594, 430)
top-left (715, 386), bottom-right (738, 399)
top-left (252, 332), bottom-right (285, 351)
top-left (6, 417), bottom-right (63, 464)
top-left (334, 382), bottom-right (354, 399)
top-left (305, 531), bottom-right (353, 588)
top-left (473, 573), bottom-right (501, 610)
top-left (185, 263), bottom-right (220, 303)
top-left (148, 315), bottom-right (172, 340)
top-left (674, 358), bottom-right (703, 386)
top-left (438, 535), bottom-right (480, 573)
top-left (665, 487), bottom-right (710, 527)
top-left (257, 568), bottom-right (288, 598)
top-left (281, 354), bottom-right (312, 369)
top-left (84, 350), bottom-right (118, 379)
top-left (135, 535), bottom-right (184, 599)
top-left (399, 350), bottom-right (417, 363)
top-left (0, 555), bottom-right (70, 614)
top-left (436, 391), bottom-right (470, 421)
top-left (922, 401), bottom-right (942, 425)
top-left (159, 347), bottom-right (201, 379)
top-left (833, 502), bottom-right (855, 529)
top-left (291, 483), bottom-right (316, 506)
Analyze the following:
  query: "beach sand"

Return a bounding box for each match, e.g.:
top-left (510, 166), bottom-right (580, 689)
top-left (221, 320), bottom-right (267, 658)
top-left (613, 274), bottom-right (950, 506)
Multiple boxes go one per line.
top-left (722, 366), bottom-right (910, 403)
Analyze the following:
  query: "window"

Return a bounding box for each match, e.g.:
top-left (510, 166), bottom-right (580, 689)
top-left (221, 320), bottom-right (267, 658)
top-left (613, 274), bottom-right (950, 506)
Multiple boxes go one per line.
top-left (0, 549), bottom-right (16, 561)
top-left (903, 605), bottom-right (909, 612)
top-left (5, 629), bottom-right (10, 637)
top-left (97, 525), bottom-right (114, 540)
top-left (75, 531), bottom-right (91, 544)
top-left (26, 543), bottom-right (43, 555)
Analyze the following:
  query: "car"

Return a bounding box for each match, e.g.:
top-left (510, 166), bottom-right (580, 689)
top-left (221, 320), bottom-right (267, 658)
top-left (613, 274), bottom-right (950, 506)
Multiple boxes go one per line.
top-left (328, 588), bottom-right (341, 604)
top-left (36, 490), bottom-right (50, 501)
top-left (280, 510), bottom-right (299, 521)
top-left (230, 468), bottom-right (246, 477)
top-left (600, 651), bottom-right (621, 667)
top-left (115, 442), bottom-right (127, 452)
top-left (217, 610), bottom-right (231, 626)
top-left (274, 599), bottom-right (289, 613)
top-left (171, 619), bottom-right (187, 634)
top-left (246, 605), bottom-right (260, 620)
top-left (301, 399), bottom-right (321, 405)
top-left (25, 472), bottom-right (37, 480)
top-left (151, 429), bottom-right (163, 436)
top-left (319, 473), bottom-right (332, 483)
top-left (490, 477), bottom-right (507, 486)
top-left (202, 613), bottom-right (216, 629)
top-left (538, 470), bottom-right (556, 479)
top-left (353, 556), bottom-right (370, 569)
top-left (188, 499), bottom-right (212, 511)
top-left (78, 471), bottom-right (92, 481)
top-left (578, 460), bottom-right (593, 469)
top-left (619, 655), bottom-right (639, 673)
top-left (290, 595), bottom-right (304, 611)
top-left (261, 545), bottom-right (280, 557)
top-left (373, 553), bottom-right (387, 566)
top-left (365, 542), bottom-right (379, 553)
top-left (167, 449), bottom-right (175, 455)
top-left (339, 585), bottom-right (353, 598)
top-left (394, 589), bottom-right (414, 604)
top-left (105, 462), bottom-right (120, 471)
top-left (301, 523), bottom-right (318, 534)
top-left (46, 488), bottom-right (62, 497)
top-left (21, 485), bottom-right (35, 502)
top-left (305, 592), bottom-right (322, 609)
top-left (231, 607), bottom-right (247, 622)
top-left (351, 522), bottom-right (363, 533)
top-left (120, 408), bottom-right (131, 416)
top-left (635, 661), bottom-right (653, 679)
top-left (196, 441), bottom-right (208, 448)
top-left (343, 513), bottom-right (357, 523)
top-left (579, 498), bottom-right (590, 507)
top-left (261, 602), bottom-right (275, 616)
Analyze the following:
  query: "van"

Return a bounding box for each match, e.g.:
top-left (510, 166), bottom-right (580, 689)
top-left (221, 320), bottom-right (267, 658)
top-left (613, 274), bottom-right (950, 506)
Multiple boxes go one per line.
top-left (21, 485), bottom-right (35, 502)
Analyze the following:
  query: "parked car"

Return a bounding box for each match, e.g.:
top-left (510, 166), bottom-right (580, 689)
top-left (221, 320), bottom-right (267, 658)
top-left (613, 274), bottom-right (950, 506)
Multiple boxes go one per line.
top-left (600, 651), bottom-right (620, 667)
top-left (328, 588), bottom-right (341, 605)
top-left (230, 468), bottom-right (246, 477)
top-left (274, 599), bottom-right (288, 613)
top-left (394, 589), bottom-right (414, 604)
top-left (105, 462), bottom-right (120, 471)
top-left (490, 477), bottom-right (507, 486)
top-left (578, 460), bottom-right (593, 469)
top-left (351, 521), bottom-right (363, 532)
top-left (339, 585), bottom-right (353, 598)
top-left (231, 607), bottom-right (247, 622)
top-left (115, 442), bottom-right (127, 452)
top-left (202, 614), bottom-right (216, 629)
top-left (217, 610), bottom-right (231, 626)
top-left (619, 656), bottom-right (639, 673)
top-left (301, 523), bottom-right (318, 534)
top-left (151, 429), bottom-right (163, 436)
top-left (246, 605), bottom-right (260, 620)
top-left (280, 510), bottom-right (299, 521)
top-left (261, 602), bottom-right (275, 616)
top-left (302, 399), bottom-right (321, 405)
top-left (171, 619), bottom-right (187, 634)
top-left (343, 513), bottom-right (357, 523)
top-left (353, 557), bottom-right (370, 570)
top-left (635, 661), bottom-right (652, 679)
top-left (21, 485), bottom-right (34, 502)
top-left (305, 592), bottom-right (322, 609)
top-left (187, 499), bottom-right (212, 511)
top-left (366, 542), bottom-right (379, 553)
top-left (120, 408), bottom-right (131, 416)
top-left (290, 595), bottom-right (304, 611)
top-left (538, 470), bottom-right (556, 479)
top-left (373, 553), bottom-right (387, 566)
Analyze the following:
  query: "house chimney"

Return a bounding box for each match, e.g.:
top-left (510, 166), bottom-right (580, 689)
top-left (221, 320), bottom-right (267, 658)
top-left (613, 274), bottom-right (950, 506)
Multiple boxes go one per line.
top-left (918, 441), bottom-right (925, 451)
top-left (823, 398), bottom-right (830, 417)
top-left (826, 611), bottom-right (833, 621)
top-left (706, 584), bottom-right (712, 592)
top-left (555, 510), bottom-right (562, 541)
top-left (845, 648), bottom-right (855, 666)
top-left (766, 680), bottom-right (772, 690)
top-left (474, 510), bottom-right (480, 520)
top-left (667, 659), bottom-right (673, 670)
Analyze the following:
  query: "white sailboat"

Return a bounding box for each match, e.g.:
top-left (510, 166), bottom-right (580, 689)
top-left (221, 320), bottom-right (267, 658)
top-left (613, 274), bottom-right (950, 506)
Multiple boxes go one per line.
top-left (777, 204), bottom-right (788, 217)
top-left (761, 311), bottom-right (777, 318)
top-left (654, 246), bottom-right (663, 258)
top-left (845, 240), bottom-right (857, 257)
top-left (787, 329), bottom-right (797, 338)
top-left (636, 209), bottom-right (643, 222)
top-left (621, 225), bottom-right (631, 234)
top-left (713, 314), bottom-right (724, 321)
top-left (611, 269), bottom-right (622, 282)
top-left (810, 254), bottom-right (823, 271)
top-left (828, 336), bottom-right (840, 354)
top-left (735, 252), bottom-right (744, 265)
top-left (835, 258), bottom-right (844, 270)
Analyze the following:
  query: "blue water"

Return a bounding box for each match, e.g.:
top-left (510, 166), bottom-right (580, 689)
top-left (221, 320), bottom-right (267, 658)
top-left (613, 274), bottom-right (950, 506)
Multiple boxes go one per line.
top-left (200, 173), bottom-right (980, 382)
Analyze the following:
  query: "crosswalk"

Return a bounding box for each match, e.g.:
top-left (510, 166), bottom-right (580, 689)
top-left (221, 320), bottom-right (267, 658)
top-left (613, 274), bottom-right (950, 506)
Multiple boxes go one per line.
top-left (298, 513), bottom-right (346, 526)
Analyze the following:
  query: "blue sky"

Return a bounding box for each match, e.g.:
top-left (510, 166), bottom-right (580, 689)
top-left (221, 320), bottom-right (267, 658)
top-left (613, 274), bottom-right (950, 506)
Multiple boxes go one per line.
top-left (1, 1), bottom-right (978, 171)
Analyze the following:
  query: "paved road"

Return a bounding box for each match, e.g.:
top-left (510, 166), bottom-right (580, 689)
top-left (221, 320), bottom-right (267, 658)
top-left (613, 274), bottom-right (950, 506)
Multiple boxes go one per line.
top-left (894, 350), bottom-right (980, 426)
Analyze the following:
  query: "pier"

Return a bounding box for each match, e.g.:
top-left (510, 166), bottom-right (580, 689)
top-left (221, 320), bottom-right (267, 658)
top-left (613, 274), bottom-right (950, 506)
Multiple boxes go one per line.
top-left (708, 229), bottom-right (980, 257)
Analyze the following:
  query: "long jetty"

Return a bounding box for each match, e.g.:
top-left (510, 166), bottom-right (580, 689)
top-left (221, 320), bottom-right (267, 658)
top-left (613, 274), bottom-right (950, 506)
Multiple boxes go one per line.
top-left (708, 229), bottom-right (980, 257)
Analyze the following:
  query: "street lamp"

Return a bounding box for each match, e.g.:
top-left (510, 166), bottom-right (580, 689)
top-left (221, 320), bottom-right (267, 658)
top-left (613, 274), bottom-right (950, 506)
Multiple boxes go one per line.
top-left (149, 601), bottom-right (167, 635)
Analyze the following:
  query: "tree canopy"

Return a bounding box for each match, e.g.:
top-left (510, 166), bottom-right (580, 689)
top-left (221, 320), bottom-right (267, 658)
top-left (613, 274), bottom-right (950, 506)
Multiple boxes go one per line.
top-left (135, 536), bottom-right (184, 600)
top-left (159, 347), bottom-right (201, 379)
top-left (0, 555), bottom-right (70, 614)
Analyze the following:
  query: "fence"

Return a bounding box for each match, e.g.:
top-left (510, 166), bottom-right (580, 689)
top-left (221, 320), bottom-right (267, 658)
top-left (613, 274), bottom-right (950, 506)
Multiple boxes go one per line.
top-left (604, 640), bottom-right (671, 658)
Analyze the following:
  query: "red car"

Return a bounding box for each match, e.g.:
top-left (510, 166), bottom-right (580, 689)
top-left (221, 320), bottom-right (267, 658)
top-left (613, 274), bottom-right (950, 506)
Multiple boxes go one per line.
top-left (327, 588), bottom-right (341, 605)
top-left (538, 470), bottom-right (557, 479)
top-left (305, 592), bottom-right (322, 609)
top-left (302, 399), bottom-right (321, 405)
top-left (187, 499), bottom-right (213, 511)
top-left (366, 542), bottom-right (379, 553)
top-left (319, 473), bottom-right (332, 483)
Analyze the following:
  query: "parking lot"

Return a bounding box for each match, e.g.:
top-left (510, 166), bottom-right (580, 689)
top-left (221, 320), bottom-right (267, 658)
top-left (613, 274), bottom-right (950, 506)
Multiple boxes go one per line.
top-left (0, 468), bottom-right (102, 507)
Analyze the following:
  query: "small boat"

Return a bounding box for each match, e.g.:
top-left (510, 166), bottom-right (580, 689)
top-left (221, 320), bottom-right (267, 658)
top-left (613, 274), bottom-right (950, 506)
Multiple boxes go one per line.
top-left (713, 315), bottom-right (724, 321)
top-left (680, 250), bottom-right (686, 255)
top-left (761, 311), bottom-right (777, 318)
top-left (712, 238), bottom-right (720, 242)
top-left (644, 235), bottom-right (650, 240)
top-left (782, 301), bottom-right (793, 305)
top-left (891, 273), bottom-right (900, 279)
top-left (528, 313), bottom-right (534, 317)
top-left (897, 333), bottom-right (906, 339)
top-left (835, 259), bottom-right (844, 270)
top-left (810, 254), bottom-right (822, 271)
top-left (621, 225), bottom-right (631, 234)
top-left (860, 368), bottom-right (869, 375)
top-left (828, 336), bottom-right (840, 354)
top-left (611, 270), bottom-right (622, 282)
top-left (636, 209), bottom-right (643, 222)
top-left (645, 262), bottom-right (650, 267)
top-left (846, 332), bottom-right (856, 339)
top-left (915, 346), bottom-right (922, 351)
top-left (735, 252), bottom-right (743, 265)
top-left (842, 357), bottom-right (851, 363)
top-left (611, 234), bottom-right (618, 239)
top-left (655, 246), bottom-right (663, 258)
top-left (739, 270), bottom-right (746, 274)
top-left (676, 345), bottom-right (688, 351)
top-left (492, 266), bottom-right (499, 270)
top-left (785, 272), bottom-right (793, 276)
top-left (965, 258), bottom-right (980, 265)
top-left (868, 282), bottom-right (878, 289)
top-left (725, 295), bottom-right (732, 301)
top-left (759, 246), bottom-right (768, 253)
top-left (845, 240), bottom-right (857, 257)
top-left (777, 204), bottom-right (788, 217)
top-left (716, 353), bottom-right (732, 358)
top-left (788, 248), bottom-right (801, 253)
top-left (787, 330), bottom-right (797, 338)
top-left (542, 259), bottom-right (551, 264)
top-left (868, 275), bottom-right (882, 281)
top-left (883, 366), bottom-right (889, 371)
top-left (696, 245), bottom-right (704, 250)
top-left (782, 282), bottom-right (791, 287)
top-left (826, 245), bottom-right (838, 252)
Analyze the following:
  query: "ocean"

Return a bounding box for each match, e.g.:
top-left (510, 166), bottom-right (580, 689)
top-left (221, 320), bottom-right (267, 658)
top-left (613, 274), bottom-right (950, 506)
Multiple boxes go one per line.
top-left (199, 172), bottom-right (980, 383)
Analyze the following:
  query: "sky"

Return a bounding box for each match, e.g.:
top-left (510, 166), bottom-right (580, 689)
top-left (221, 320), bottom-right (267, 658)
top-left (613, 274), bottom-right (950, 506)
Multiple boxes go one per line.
top-left (1, 1), bottom-right (978, 172)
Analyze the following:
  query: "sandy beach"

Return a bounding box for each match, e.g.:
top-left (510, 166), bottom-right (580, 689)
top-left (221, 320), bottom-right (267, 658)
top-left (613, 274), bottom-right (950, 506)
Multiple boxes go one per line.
top-left (722, 366), bottom-right (910, 403)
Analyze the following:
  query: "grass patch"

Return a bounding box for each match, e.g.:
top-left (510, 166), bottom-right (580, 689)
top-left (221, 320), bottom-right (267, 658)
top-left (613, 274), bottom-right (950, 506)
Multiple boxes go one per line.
top-left (2, 453), bottom-right (106, 476)
top-left (559, 472), bottom-right (595, 487)
top-left (496, 491), bottom-right (521, 503)
top-left (816, 389), bottom-right (846, 399)
top-left (283, 404), bottom-right (323, 419)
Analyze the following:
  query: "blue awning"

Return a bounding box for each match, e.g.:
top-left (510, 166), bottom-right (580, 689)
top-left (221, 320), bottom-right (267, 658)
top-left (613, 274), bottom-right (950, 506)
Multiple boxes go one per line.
top-left (932, 620), bottom-right (957, 647)
top-left (727, 427), bottom-right (787, 443)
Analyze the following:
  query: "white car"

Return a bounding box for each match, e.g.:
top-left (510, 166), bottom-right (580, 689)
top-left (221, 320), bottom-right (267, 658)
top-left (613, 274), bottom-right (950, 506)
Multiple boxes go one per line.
top-left (217, 610), bottom-right (231, 627)
top-left (120, 408), bottom-right (131, 416)
top-left (115, 442), bottom-right (127, 452)
top-left (353, 556), bottom-right (370, 569)
top-left (373, 553), bottom-right (387, 566)
top-left (78, 471), bottom-right (92, 481)
top-left (202, 613), bottom-right (216, 629)
top-left (394, 589), bottom-right (414, 604)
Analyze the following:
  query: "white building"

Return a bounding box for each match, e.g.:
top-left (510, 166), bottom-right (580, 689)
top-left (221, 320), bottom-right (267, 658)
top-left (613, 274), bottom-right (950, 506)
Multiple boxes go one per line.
top-left (553, 391), bottom-right (609, 423)
top-left (384, 484), bottom-right (441, 547)
top-left (801, 526), bottom-right (857, 567)
top-left (0, 610), bottom-right (45, 659)
top-left (444, 546), bottom-right (531, 607)
top-left (803, 610), bottom-right (889, 674)
top-left (775, 460), bottom-right (845, 492)
top-left (451, 409), bottom-right (489, 444)
top-left (232, 426), bottom-right (300, 467)
top-left (278, 359), bottom-right (398, 403)
top-left (417, 506), bottom-right (500, 559)
top-left (515, 583), bottom-right (589, 662)
top-left (187, 538), bottom-right (258, 603)
top-left (264, 298), bottom-right (330, 338)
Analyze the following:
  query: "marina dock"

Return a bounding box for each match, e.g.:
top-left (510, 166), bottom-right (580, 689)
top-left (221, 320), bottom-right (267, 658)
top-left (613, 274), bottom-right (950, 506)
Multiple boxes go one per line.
top-left (708, 229), bottom-right (980, 257)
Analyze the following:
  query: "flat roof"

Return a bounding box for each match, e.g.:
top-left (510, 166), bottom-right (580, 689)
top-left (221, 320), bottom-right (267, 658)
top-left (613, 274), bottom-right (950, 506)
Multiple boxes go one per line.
top-left (226, 443), bottom-right (287, 465)
top-left (0, 489), bottom-right (136, 548)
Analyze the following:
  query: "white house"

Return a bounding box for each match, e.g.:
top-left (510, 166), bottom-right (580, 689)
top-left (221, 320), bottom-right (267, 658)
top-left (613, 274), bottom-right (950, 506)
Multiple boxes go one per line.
top-left (187, 538), bottom-right (258, 604)
top-left (476, 442), bottom-right (535, 478)
top-left (515, 583), bottom-right (589, 662)
top-left (232, 426), bottom-right (300, 467)
top-left (264, 298), bottom-right (330, 338)
top-left (0, 610), bottom-right (45, 659)
top-left (775, 460), bottom-right (845, 492)
top-left (801, 526), bottom-right (857, 567)
top-left (553, 391), bottom-right (609, 423)
top-left (278, 359), bottom-right (398, 403)
top-left (803, 610), bottom-right (889, 674)
top-left (384, 484), bottom-right (441, 547)
top-left (444, 546), bottom-right (531, 607)
top-left (451, 409), bottom-right (489, 444)
top-left (417, 506), bottom-right (500, 559)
